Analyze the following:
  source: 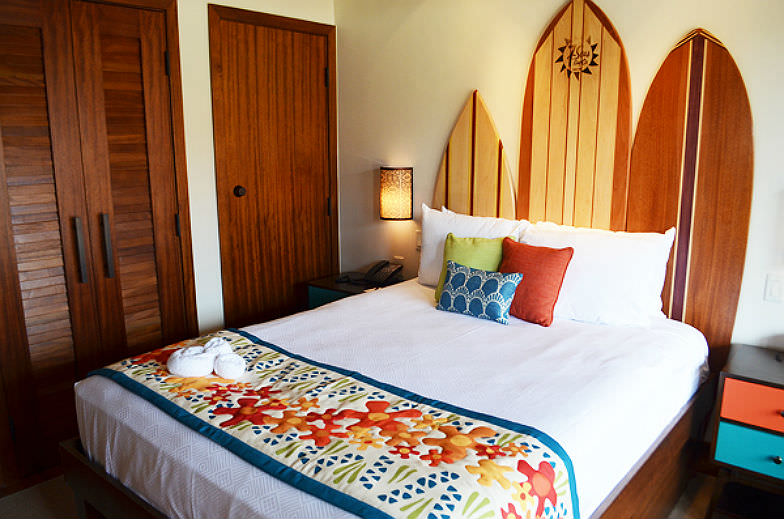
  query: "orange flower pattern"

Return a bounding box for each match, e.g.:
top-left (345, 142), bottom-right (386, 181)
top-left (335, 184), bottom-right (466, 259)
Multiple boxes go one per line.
top-left (421, 425), bottom-right (495, 462)
top-left (102, 330), bottom-right (577, 519)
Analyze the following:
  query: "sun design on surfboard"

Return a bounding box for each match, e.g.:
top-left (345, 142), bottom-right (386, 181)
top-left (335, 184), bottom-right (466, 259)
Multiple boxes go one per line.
top-left (555, 37), bottom-right (599, 79)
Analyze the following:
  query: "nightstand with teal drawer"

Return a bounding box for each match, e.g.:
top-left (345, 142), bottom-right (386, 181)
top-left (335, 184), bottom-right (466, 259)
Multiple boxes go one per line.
top-left (715, 421), bottom-right (784, 479)
top-left (708, 344), bottom-right (784, 516)
top-left (306, 274), bottom-right (371, 309)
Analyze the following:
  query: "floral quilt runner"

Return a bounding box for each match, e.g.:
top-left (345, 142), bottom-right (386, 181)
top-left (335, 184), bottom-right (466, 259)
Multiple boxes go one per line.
top-left (92, 329), bottom-right (579, 519)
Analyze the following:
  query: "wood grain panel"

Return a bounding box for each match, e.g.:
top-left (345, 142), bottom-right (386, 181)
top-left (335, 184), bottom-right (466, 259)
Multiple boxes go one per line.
top-left (210, 6), bottom-right (337, 327)
top-left (447, 98), bottom-right (473, 215)
top-left (527, 35), bottom-right (553, 223)
top-left (563, 1), bottom-right (583, 225)
top-left (573, 10), bottom-right (601, 227)
top-left (0, 0), bottom-right (103, 478)
top-left (627, 44), bottom-right (689, 315)
top-left (433, 154), bottom-right (447, 210)
top-left (628, 30), bottom-right (752, 370)
top-left (592, 27), bottom-right (620, 230)
top-left (498, 149), bottom-right (515, 218)
top-left (684, 37), bottom-right (752, 367)
top-left (473, 95), bottom-right (500, 216)
top-left (138, 8), bottom-right (189, 350)
top-left (431, 90), bottom-right (516, 219)
top-left (0, 20), bottom-right (79, 470)
top-left (72, 0), bottom-right (190, 359)
top-left (290, 28), bottom-right (334, 290)
top-left (517, 0), bottom-right (631, 228)
top-left (2, 1), bottom-right (193, 481)
top-left (71, 0), bottom-right (128, 368)
top-left (544, 9), bottom-right (572, 224)
top-left (595, 379), bottom-right (715, 518)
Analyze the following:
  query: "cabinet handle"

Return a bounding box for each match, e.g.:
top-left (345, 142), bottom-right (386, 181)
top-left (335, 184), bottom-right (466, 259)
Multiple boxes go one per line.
top-left (780, 410), bottom-right (784, 418)
top-left (100, 213), bottom-right (115, 279)
top-left (774, 456), bottom-right (783, 465)
top-left (73, 217), bottom-right (88, 284)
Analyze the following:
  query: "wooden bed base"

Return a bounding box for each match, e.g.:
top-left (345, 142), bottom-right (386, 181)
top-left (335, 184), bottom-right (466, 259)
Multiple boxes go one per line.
top-left (592, 375), bottom-right (716, 518)
top-left (59, 376), bottom-right (716, 519)
top-left (60, 438), bottom-right (164, 519)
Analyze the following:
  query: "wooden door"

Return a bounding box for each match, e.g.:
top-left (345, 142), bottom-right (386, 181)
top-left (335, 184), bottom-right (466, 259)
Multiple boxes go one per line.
top-left (71, 1), bottom-right (190, 361)
top-left (209, 7), bottom-right (337, 327)
top-left (0, 0), bottom-right (101, 474)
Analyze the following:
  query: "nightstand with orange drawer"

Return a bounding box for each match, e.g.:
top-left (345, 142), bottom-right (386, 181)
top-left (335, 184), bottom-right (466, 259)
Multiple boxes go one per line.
top-left (708, 344), bottom-right (784, 515)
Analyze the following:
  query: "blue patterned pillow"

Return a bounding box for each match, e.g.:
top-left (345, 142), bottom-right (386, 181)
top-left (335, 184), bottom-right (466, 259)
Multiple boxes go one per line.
top-left (436, 261), bottom-right (523, 324)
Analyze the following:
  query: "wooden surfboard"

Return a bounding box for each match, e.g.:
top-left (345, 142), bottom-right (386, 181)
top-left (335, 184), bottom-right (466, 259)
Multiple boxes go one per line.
top-left (432, 90), bottom-right (516, 219)
top-left (627, 29), bottom-right (753, 366)
top-left (517, 0), bottom-right (631, 230)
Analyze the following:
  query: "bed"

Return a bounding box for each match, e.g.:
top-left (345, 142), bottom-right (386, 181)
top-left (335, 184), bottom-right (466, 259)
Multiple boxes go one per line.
top-left (61, 161), bottom-right (747, 518)
top-left (61, 10), bottom-right (753, 516)
top-left (72, 278), bottom-right (712, 519)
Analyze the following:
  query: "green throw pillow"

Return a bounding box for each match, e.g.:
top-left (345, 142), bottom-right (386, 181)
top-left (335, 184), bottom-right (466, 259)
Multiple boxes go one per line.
top-left (434, 233), bottom-right (506, 301)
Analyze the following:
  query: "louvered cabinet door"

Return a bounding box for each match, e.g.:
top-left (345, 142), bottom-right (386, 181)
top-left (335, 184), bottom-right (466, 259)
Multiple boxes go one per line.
top-left (0, 0), bottom-right (100, 475)
top-left (71, 1), bottom-right (188, 360)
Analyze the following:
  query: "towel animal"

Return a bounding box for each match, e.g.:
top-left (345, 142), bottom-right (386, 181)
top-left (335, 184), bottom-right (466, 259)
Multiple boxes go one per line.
top-left (214, 353), bottom-right (246, 380)
top-left (167, 337), bottom-right (247, 379)
top-left (167, 346), bottom-right (215, 377)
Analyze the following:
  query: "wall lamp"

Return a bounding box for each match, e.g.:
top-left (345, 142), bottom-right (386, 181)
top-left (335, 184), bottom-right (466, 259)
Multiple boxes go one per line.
top-left (379, 166), bottom-right (413, 220)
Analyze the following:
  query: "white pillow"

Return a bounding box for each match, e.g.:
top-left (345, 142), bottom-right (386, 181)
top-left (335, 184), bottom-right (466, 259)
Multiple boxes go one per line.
top-left (417, 204), bottom-right (529, 286)
top-left (521, 222), bottom-right (675, 326)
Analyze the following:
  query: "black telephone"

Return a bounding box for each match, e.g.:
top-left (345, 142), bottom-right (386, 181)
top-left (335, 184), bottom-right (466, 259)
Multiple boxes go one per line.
top-left (363, 260), bottom-right (403, 286)
top-left (335, 260), bottom-right (403, 287)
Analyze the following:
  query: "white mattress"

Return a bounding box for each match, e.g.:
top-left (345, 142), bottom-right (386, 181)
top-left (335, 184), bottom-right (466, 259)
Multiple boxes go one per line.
top-left (75, 279), bottom-right (709, 519)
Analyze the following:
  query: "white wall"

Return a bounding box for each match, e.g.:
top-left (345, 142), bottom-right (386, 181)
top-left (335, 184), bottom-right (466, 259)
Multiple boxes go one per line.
top-left (334, 0), bottom-right (784, 346)
top-left (176, 0), bottom-right (334, 332)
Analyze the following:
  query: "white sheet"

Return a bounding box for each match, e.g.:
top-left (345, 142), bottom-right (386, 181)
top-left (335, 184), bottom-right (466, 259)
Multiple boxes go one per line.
top-left (75, 279), bottom-right (709, 519)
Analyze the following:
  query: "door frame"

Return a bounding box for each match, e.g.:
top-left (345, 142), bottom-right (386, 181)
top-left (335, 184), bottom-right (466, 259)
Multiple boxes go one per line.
top-left (81, 0), bottom-right (198, 336)
top-left (207, 5), bottom-right (340, 290)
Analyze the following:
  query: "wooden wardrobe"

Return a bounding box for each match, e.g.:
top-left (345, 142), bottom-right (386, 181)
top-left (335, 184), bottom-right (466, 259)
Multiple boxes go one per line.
top-left (0, 0), bottom-right (196, 484)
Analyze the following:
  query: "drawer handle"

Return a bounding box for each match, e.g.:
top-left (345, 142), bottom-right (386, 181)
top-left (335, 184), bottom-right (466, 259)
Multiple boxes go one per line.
top-left (774, 456), bottom-right (783, 465)
top-left (780, 410), bottom-right (784, 418)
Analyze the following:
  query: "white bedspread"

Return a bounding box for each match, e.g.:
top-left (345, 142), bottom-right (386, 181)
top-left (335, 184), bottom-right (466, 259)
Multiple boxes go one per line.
top-left (75, 279), bottom-right (708, 518)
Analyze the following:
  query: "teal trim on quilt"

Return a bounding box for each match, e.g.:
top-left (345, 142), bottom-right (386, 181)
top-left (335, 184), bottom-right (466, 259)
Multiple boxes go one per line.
top-left (91, 366), bottom-right (392, 519)
top-left (90, 328), bottom-right (581, 518)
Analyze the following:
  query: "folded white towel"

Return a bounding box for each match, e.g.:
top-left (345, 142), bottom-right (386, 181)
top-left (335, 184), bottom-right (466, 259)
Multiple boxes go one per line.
top-left (167, 346), bottom-right (215, 378)
top-left (203, 337), bottom-right (232, 357)
top-left (214, 353), bottom-right (246, 380)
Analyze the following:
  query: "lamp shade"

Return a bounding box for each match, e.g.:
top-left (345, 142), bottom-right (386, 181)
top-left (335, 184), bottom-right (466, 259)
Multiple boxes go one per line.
top-left (379, 167), bottom-right (413, 220)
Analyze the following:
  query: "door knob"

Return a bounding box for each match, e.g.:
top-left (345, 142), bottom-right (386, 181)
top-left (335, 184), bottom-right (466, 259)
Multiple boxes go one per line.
top-left (233, 185), bottom-right (247, 197)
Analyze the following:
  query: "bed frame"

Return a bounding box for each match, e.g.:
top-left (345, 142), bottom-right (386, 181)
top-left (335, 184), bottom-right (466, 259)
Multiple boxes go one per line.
top-left (60, 6), bottom-right (753, 519)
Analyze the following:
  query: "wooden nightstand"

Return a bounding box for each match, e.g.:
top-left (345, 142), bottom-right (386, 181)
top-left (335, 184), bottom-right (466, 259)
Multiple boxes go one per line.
top-left (306, 275), bottom-right (369, 309)
top-left (708, 343), bottom-right (784, 516)
top-left (307, 273), bottom-right (407, 309)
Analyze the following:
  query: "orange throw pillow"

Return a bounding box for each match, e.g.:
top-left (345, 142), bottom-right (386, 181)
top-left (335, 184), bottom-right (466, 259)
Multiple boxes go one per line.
top-left (499, 238), bottom-right (573, 327)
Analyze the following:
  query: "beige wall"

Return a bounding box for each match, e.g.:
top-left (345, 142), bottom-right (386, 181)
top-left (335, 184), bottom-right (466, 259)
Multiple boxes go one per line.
top-left (175, 0), bottom-right (782, 345)
top-left (176, 0), bottom-right (334, 331)
top-left (334, 0), bottom-right (784, 346)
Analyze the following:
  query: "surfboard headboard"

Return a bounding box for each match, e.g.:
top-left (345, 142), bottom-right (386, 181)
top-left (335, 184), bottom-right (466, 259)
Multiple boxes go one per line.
top-left (431, 6), bottom-right (751, 371)
top-left (512, 9), bottom-right (752, 368)
top-left (627, 29), bottom-right (753, 370)
top-left (517, 0), bottom-right (631, 230)
top-left (432, 90), bottom-right (516, 219)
